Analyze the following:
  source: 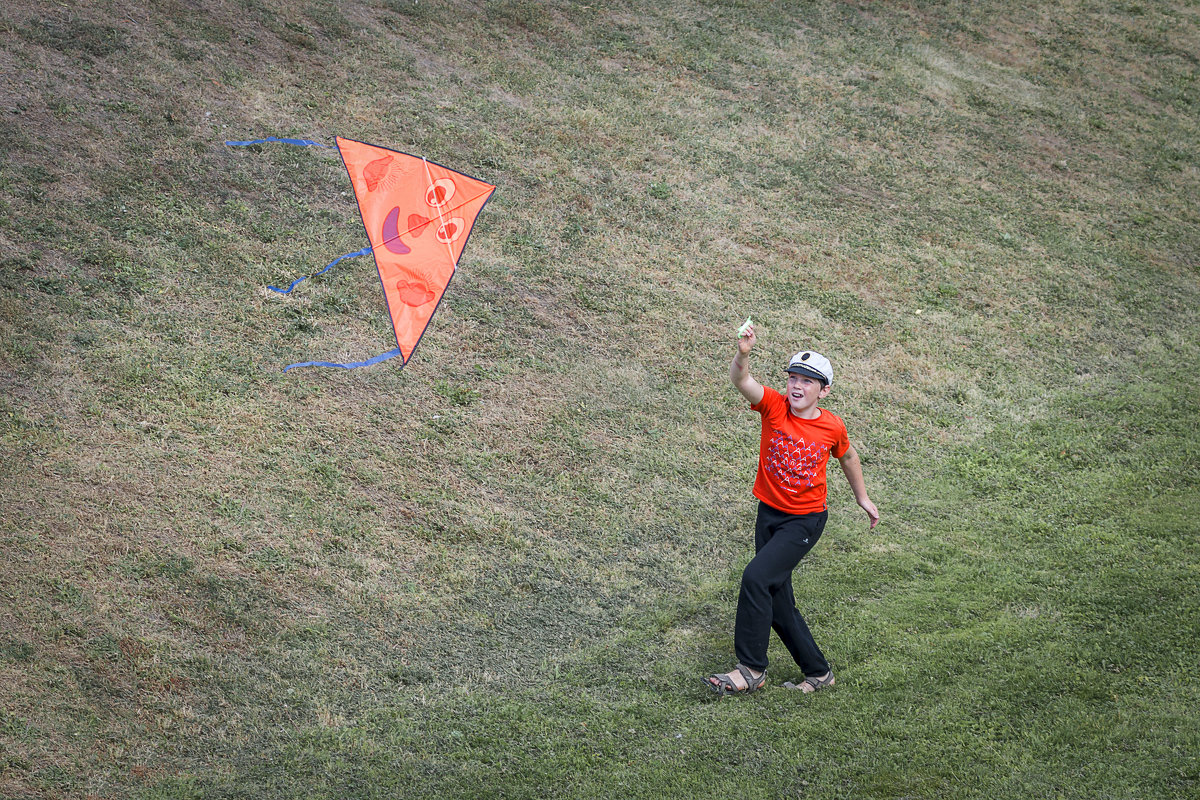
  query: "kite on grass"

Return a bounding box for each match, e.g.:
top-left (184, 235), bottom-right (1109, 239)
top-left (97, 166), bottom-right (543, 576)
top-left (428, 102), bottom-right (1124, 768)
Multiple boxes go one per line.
top-left (226, 136), bottom-right (496, 372)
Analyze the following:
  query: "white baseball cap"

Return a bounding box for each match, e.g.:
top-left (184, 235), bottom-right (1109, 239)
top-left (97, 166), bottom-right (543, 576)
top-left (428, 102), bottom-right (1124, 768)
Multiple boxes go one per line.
top-left (786, 350), bottom-right (833, 386)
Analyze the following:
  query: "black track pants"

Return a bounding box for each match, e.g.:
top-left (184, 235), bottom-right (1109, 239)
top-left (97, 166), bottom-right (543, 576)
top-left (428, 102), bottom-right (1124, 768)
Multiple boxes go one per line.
top-left (733, 502), bottom-right (830, 675)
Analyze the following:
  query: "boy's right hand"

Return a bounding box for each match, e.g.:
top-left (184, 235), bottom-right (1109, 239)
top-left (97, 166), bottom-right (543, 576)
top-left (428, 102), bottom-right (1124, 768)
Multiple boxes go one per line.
top-left (731, 324), bottom-right (765, 404)
top-left (737, 324), bottom-right (756, 355)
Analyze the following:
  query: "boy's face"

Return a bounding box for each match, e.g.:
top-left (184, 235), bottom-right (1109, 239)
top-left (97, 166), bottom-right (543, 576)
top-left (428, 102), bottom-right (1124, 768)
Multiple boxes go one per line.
top-left (785, 373), bottom-right (830, 415)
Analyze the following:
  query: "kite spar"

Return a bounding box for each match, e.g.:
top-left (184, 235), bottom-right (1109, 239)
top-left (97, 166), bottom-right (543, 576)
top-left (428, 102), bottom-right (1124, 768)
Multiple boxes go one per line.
top-left (226, 136), bottom-right (496, 372)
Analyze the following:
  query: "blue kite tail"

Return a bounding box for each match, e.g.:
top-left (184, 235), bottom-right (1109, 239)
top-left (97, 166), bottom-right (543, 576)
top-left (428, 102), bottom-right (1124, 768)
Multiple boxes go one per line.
top-left (225, 136), bottom-right (330, 148)
top-left (267, 246), bottom-right (372, 294)
top-left (283, 347), bottom-right (404, 372)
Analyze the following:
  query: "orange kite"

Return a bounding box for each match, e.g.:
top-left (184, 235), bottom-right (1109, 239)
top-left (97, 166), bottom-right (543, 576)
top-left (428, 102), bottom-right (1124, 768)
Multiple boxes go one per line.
top-left (227, 135), bottom-right (496, 371)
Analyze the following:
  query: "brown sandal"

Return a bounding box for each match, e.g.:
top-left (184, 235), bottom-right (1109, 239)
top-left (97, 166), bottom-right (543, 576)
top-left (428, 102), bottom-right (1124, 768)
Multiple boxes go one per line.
top-left (704, 663), bottom-right (767, 697)
top-left (784, 671), bottom-right (835, 693)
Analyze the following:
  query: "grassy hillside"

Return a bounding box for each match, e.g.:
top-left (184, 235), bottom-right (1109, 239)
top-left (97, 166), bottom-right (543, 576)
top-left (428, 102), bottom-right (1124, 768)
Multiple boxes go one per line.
top-left (2, 0), bottom-right (1197, 797)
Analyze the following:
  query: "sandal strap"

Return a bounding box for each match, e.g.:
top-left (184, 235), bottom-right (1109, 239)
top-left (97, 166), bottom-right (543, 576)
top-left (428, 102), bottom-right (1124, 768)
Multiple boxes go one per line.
top-left (735, 663), bottom-right (764, 690)
top-left (802, 671), bottom-right (833, 690)
top-left (708, 672), bottom-right (738, 691)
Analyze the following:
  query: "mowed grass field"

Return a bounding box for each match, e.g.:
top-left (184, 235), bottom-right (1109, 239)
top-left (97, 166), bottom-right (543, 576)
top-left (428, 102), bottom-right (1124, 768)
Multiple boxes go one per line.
top-left (2, 0), bottom-right (1198, 797)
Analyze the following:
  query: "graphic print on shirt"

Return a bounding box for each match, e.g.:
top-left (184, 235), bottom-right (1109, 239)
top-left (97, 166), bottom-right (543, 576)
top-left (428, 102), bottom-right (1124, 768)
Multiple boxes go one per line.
top-left (764, 429), bottom-right (826, 493)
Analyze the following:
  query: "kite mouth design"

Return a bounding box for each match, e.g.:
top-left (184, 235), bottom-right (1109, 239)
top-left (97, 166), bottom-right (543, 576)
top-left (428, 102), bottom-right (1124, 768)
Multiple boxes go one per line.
top-left (396, 280), bottom-right (435, 307)
top-left (381, 207), bottom-right (412, 254)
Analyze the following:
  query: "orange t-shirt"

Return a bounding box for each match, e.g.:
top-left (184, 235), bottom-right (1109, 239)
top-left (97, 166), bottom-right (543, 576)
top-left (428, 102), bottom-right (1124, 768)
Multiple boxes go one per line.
top-left (750, 387), bottom-right (850, 515)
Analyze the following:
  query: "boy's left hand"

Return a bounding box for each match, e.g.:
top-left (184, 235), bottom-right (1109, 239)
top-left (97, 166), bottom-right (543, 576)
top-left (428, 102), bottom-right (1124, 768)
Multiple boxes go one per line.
top-left (859, 497), bottom-right (880, 529)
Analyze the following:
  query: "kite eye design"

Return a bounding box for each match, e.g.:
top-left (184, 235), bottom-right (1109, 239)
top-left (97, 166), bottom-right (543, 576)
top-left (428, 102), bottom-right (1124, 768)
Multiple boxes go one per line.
top-left (436, 217), bottom-right (465, 244)
top-left (426, 178), bottom-right (456, 208)
top-left (396, 280), bottom-right (435, 307)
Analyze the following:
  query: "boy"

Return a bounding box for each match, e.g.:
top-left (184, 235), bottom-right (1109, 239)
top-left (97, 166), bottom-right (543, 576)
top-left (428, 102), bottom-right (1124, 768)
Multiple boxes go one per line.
top-left (705, 323), bottom-right (879, 696)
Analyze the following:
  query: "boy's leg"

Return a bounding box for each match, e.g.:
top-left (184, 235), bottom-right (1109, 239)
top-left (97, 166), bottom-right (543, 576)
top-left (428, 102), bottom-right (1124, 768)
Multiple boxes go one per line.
top-left (773, 573), bottom-right (831, 677)
top-left (769, 510), bottom-right (830, 675)
top-left (733, 506), bottom-right (825, 672)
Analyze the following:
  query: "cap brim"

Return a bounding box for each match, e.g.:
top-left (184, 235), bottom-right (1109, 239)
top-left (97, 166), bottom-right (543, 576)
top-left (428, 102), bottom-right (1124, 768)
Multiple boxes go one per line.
top-left (786, 364), bottom-right (829, 383)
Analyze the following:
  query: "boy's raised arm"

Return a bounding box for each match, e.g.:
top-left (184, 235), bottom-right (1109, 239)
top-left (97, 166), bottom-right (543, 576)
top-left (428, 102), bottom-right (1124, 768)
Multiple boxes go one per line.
top-left (732, 325), bottom-right (765, 406)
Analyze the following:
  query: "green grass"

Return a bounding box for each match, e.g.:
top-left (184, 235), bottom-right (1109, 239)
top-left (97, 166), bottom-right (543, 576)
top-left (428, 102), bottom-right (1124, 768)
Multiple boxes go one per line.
top-left (1, 0), bottom-right (1198, 797)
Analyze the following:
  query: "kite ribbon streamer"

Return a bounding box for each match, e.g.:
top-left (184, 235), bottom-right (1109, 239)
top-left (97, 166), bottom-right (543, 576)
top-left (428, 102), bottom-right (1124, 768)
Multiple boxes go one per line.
top-left (267, 246), bottom-right (372, 294)
top-left (224, 136), bottom-right (330, 147)
top-left (283, 347), bottom-right (402, 373)
top-left (225, 136), bottom-right (364, 295)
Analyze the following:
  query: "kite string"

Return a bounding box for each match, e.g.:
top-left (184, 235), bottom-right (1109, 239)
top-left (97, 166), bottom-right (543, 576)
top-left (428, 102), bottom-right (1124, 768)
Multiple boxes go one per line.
top-left (421, 157), bottom-right (457, 267)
